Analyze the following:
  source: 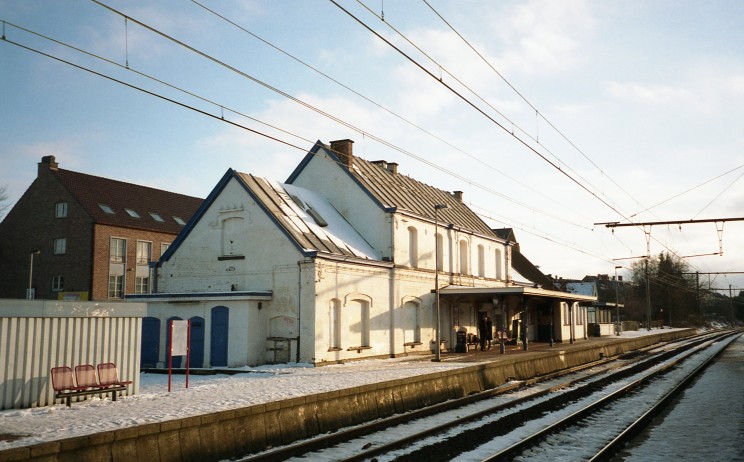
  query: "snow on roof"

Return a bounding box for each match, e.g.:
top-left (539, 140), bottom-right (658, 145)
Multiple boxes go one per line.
top-left (266, 178), bottom-right (380, 260)
top-left (565, 282), bottom-right (597, 297)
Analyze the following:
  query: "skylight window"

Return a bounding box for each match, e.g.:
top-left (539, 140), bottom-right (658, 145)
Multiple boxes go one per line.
top-left (173, 216), bottom-right (186, 225)
top-left (149, 212), bottom-right (164, 222)
top-left (99, 204), bottom-right (114, 215)
top-left (307, 206), bottom-right (328, 227)
top-left (125, 208), bottom-right (140, 218)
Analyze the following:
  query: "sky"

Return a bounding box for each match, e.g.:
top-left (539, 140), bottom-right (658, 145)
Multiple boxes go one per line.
top-left (1, 0), bottom-right (743, 292)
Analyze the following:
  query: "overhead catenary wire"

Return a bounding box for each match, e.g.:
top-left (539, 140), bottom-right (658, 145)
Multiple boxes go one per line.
top-left (1, 19), bottom-right (637, 274)
top-left (329, 0), bottom-right (705, 270)
top-left (630, 163), bottom-right (744, 218)
top-left (332, 0), bottom-right (637, 225)
top-left (9, 6), bottom-right (692, 278)
top-left (189, 0), bottom-right (596, 225)
top-left (348, 0), bottom-right (636, 221)
top-left (86, 1), bottom-right (610, 232)
top-left (420, 0), bottom-right (654, 218)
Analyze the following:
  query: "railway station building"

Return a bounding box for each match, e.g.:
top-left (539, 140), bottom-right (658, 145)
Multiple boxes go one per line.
top-left (131, 139), bottom-right (595, 367)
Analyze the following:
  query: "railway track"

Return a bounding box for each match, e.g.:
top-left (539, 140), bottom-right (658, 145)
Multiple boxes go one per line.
top-left (236, 330), bottom-right (741, 462)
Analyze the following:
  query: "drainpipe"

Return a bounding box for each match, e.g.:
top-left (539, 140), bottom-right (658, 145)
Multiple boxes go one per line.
top-left (296, 260), bottom-right (303, 363)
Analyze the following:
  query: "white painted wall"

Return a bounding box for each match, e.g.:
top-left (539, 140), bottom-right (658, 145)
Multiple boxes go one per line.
top-left (288, 150), bottom-right (391, 258)
top-left (158, 178), bottom-right (303, 294)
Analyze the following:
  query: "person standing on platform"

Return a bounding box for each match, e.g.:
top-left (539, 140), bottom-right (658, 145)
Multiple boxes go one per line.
top-left (484, 315), bottom-right (493, 350)
top-left (478, 314), bottom-right (487, 351)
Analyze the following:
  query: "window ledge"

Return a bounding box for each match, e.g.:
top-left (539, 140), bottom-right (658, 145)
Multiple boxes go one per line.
top-left (346, 346), bottom-right (372, 353)
top-left (403, 342), bottom-right (422, 347)
top-left (218, 255), bottom-right (245, 261)
top-left (327, 347), bottom-right (342, 352)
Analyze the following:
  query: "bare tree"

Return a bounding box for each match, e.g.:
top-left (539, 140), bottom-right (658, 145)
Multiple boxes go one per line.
top-left (0, 185), bottom-right (9, 220)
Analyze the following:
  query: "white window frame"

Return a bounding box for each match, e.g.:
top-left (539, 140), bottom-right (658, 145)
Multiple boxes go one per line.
top-left (52, 275), bottom-right (64, 292)
top-left (53, 238), bottom-right (66, 255)
top-left (108, 275), bottom-right (123, 299)
top-left (459, 239), bottom-right (469, 275)
top-left (110, 238), bottom-right (126, 263)
top-left (136, 240), bottom-right (152, 265)
top-left (135, 276), bottom-right (149, 294)
top-left (55, 202), bottom-right (67, 218)
top-left (407, 226), bottom-right (418, 268)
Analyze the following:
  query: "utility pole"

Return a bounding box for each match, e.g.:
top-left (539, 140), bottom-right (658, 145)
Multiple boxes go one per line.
top-left (730, 284), bottom-right (735, 328)
top-left (645, 258), bottom-right (652, 330)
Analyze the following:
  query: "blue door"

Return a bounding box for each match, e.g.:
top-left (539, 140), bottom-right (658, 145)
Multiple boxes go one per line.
top-left (141, 317), bottom-right (160, 368)
top-left (167, 316), bottom-right (183, 368)
top-left (189, 316), bottom-right (205, 368)
top-left (210, 306), bottom-right (229, 367)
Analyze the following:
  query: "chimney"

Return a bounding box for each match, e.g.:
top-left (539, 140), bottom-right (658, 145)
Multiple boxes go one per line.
top-left (330, 139), bottom-right (354, 168)
top-left (387, 162), bottom-right (398, 175)
top-left (453, 190), bottom-right (463, 203)
top-left (39, 155), bottom-right (58, 176)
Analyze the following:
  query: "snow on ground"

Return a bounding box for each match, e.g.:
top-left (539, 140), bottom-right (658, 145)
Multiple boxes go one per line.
top-left (0, 354), bottom-right (472, 450)
top-left (0, 327), bottom-right (702, 451)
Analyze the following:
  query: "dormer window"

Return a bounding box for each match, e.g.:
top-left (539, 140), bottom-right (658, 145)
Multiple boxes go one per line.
top-left (99, 204), bottom-right (114, 215)
top-left (306, 207), bottom-right (328, 227)
top-left (149, 212), bottom-right (164, 222)
top-left (173, 216), bottom-right (186, 225)
top-left (125, 208), bottom-right (140, 218)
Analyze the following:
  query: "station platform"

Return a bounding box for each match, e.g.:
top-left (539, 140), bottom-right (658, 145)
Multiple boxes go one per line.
top-left (0, 329), bottom-right (695, 462)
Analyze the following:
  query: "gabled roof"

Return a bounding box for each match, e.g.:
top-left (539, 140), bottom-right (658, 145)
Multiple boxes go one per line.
top-left (493, 227), bottom-right (557, 290)
top-left (288, 141), bottom-right (496, 236)
top-left (52, 168), bottom-right (202, 234)
top-left (160, 168), bottom-right (382, 264)
top-left (237, 173), bottom-right (380, 260)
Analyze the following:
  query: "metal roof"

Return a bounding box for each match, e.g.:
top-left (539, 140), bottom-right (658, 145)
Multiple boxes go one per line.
top-left (346, 152), bottom-right (496, 235)
top-left (237, 173), bottom-right (380, 260)
top-left (439, 285), bottom-right (597, 302)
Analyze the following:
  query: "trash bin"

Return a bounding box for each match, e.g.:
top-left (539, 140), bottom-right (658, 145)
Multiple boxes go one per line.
top-left (455, 328), bottom-right (467, 353)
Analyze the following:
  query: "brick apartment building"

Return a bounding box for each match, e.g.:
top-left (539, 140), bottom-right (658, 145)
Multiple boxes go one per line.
top-left (0, 156), bottom-right (203, 300)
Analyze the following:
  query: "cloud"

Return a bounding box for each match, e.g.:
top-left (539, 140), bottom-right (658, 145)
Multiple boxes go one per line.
top-left (493, 0), bottom-right (597, 75)
top-left (603, 81), bottom-right (694, 104)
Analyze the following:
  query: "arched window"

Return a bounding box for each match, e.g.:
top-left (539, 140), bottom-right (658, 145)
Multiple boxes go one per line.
top-left (477, 245), bottom-right (485, 277)
top-left (330, 299), bottom-right (341, 350)
top-left (403, 300), bottom-right (421, 344)
top-left (459, 239), bottom-right (469, 275)
top-left (349, 299), bottom-right (370, 347)
top-left (495, 248), bottom-right (503, 280)
top-left (408, 226), bottom-right (418, 268)
top-left (221, 217), bottom-right (244, 256)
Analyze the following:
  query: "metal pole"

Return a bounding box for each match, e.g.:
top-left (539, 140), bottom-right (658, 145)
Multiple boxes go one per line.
top-left (434, 209), bottom-right (440, 362)
top-left (432, 204), bottom-right (447, 362)
top-left (615, 265), bottom-right (621, 335)
top-left (730, 284), bottom-right (734, 328)
top-left (500, 297), bottom-right (506, 354)
top-left (28, 250), bottom-right (40, 300)
top-left (645, 258), bottom-right (652, 330)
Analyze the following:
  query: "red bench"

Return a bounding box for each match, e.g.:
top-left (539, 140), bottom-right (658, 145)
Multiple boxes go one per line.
top-left (51, 364), bottom-right (130, 407)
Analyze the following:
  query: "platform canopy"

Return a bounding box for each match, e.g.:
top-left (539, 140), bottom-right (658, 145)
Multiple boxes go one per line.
top-left (438, 285), bottom-right (597, 303)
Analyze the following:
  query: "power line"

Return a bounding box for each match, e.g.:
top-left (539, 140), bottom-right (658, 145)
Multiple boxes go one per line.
top-left (629, 163), bottom-right (744, 218)
top-left (89, 1), bottom-right (612, 232)
top-left (189, 0), bottom-right (595, 224)
top-left (330, 0), bottom-right (643, 225)
top-left (419, 0), bottom-right (649, 216)
top-left (2, 8), bottom-right (703, 277)
top-left (330, 0), bottom-right (707, 271)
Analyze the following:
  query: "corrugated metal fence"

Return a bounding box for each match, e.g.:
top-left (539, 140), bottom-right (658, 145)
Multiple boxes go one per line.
top-left (0, 300), bottom-right (144, 409)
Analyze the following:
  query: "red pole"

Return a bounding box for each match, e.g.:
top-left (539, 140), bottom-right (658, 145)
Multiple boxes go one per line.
top-left (167, 320), bottom-right (173, 392)
top-left (185, 320), bottom-right (191, 389)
